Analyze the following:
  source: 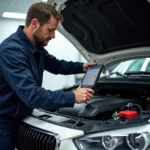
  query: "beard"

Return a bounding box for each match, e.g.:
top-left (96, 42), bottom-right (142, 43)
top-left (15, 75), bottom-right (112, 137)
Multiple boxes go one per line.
top-left (33, 27), bottom-right (49, 46)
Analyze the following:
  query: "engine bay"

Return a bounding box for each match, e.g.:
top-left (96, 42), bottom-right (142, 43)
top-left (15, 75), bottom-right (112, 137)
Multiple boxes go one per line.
top-left (59, 96), bottom-right (142, 120)
top-left (59, 78), bottom-right (150, 120)
top-left (31, 79), bottom-right (150, 133)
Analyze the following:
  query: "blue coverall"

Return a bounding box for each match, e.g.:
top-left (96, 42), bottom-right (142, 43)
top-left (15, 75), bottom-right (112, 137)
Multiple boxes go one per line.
top-left (0, 26), bottom-right (84, 150)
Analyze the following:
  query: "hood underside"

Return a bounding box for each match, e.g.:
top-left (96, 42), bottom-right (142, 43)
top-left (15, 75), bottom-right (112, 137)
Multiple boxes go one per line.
top-left (48, 0), bottom-right (150, 65)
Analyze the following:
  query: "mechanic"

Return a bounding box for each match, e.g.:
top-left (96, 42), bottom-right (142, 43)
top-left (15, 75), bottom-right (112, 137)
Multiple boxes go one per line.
top-left (0, 2), bottom-right (96, 150)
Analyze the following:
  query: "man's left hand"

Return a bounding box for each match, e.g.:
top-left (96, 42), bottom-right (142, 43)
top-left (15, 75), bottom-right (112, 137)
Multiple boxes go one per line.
top-left (83, 62), bottom-right (97, 72)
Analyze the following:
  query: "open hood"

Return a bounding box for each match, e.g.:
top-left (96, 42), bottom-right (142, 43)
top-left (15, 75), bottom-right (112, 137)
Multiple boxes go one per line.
top-left (48, 0), bottom-right (150, 66)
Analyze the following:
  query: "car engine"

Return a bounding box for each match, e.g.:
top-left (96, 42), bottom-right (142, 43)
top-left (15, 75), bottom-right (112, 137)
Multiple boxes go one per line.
top-left (30, 79), bottom-right (150, 133)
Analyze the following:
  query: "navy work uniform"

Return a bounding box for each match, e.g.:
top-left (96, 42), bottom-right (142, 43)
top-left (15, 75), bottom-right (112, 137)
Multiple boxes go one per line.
top-left (0, 26), bottom-right (84, 150)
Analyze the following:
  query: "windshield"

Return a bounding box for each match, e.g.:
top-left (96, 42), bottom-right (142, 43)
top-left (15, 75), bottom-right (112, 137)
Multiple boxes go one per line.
top-left (106, 58), bottom-right (150, 78)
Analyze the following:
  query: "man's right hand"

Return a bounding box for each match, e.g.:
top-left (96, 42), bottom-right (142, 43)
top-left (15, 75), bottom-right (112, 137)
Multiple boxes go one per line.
top-left (73, 86), bottom-right (94, 103)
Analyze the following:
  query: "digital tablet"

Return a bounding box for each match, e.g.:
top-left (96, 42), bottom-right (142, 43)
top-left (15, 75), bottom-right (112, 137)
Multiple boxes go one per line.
top-left (81, 64), bottom-right (103, 88)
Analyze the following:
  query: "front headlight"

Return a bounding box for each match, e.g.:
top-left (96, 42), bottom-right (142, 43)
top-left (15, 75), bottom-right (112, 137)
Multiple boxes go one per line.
top-left (74, 132), bottom-right (150, 150)
top-left (102, 136), bottom-right (123, 150)
top-left (126, 133), bottom-right (150, 150)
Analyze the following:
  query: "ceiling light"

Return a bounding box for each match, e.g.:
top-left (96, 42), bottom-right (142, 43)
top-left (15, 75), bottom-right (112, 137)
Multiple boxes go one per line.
top-left (2, 12), bottom-right (26, 19)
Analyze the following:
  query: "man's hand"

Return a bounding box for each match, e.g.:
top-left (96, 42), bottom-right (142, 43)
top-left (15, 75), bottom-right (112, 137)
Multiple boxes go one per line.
top-left (73, 86), bottom-right (94, 103)
top-left (83, 62), bottom-right (97, 72)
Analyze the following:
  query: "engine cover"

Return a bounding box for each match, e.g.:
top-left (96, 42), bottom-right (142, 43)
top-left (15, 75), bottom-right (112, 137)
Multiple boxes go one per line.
top-left (59, 97), bottom-right (137, 119)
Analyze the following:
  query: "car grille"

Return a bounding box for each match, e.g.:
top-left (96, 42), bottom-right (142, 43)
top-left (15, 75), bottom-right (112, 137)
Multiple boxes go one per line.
top-left (16, 122), bottom-right (60, 150)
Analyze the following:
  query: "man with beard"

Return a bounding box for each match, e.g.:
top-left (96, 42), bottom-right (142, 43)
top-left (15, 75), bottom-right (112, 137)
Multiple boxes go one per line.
top-left (0, 2), bottom-right (96, 150)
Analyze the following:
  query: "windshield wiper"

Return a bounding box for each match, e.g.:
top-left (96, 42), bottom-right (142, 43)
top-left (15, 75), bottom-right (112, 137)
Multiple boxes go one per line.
top-left (125, 71), bottom-right (150, 76)
top-left (108, 71), bottom-right (150, 78)
top-left (108, 71), bottom-right (129, 78)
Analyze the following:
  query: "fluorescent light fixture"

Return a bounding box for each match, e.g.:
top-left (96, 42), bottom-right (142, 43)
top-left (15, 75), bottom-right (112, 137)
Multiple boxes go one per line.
top-left (3, 12), bottom-right (26, 19)
top-left (42, 0), bottom-right (47, 2)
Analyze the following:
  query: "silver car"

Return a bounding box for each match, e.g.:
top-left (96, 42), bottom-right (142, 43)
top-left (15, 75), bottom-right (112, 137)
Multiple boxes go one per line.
top-left (15, 0), bottom-right (150, 150)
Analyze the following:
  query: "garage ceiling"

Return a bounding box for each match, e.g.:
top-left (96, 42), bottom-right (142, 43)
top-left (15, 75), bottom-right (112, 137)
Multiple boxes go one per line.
top-left (0, 0), bottom-right (45, 18)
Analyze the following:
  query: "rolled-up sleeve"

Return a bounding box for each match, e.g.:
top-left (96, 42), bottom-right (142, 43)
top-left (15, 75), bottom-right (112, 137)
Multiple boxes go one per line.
top-left (0, 48), bottom-right (75, 109)
top-left (44, 49), bottom-right (84, 74)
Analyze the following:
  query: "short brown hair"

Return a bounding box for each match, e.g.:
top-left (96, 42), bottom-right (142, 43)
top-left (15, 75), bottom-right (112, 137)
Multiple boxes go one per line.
top-left (25, 2), bottom-right (62, 27)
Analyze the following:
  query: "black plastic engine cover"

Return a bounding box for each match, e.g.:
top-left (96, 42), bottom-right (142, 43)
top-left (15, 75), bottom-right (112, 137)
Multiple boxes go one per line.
top-left (59, 97), bottom-right (137, 118)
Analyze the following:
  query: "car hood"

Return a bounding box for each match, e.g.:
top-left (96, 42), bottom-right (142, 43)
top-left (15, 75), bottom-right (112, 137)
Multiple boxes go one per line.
top-left (48, 0), bottom-right (150, 66)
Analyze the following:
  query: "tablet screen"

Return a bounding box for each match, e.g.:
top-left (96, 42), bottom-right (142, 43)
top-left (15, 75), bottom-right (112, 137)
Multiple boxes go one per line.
top-left (81, 65), bottom-right (103, 88)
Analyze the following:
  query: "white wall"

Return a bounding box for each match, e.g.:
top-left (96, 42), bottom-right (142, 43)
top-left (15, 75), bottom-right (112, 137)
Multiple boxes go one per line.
top-left (0, 18), bottom-right (84, 91)
top-left (0, 18), bottom-right (25, 42)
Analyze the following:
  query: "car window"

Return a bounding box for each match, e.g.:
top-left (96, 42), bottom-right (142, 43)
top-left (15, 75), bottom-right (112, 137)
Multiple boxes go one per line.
top-left (145, 61), bottom-right (150, 71)
top-left (107, 58), bottom-right (150, 78)
top-left (126, 58), bottom-right (145, 72)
